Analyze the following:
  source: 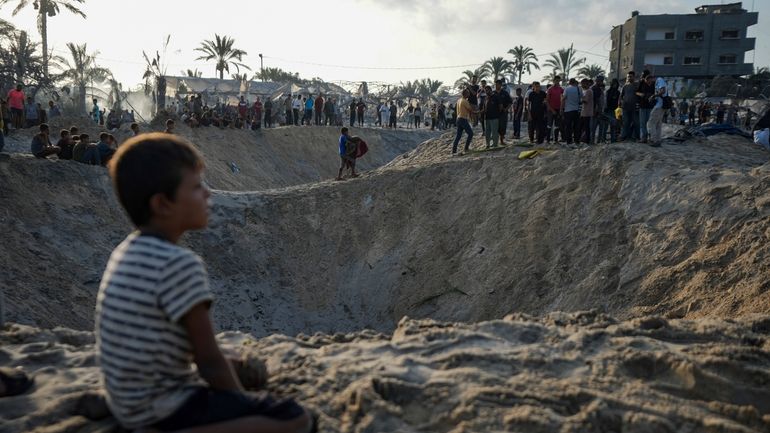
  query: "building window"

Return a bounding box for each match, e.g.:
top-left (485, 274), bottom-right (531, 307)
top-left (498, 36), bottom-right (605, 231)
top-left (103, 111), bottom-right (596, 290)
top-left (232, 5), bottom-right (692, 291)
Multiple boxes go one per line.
top-left (718, 54), bottom-right (737, 64)
top-left (683, 56), bottom-right (702, 65)
top-left (685, 30), bottom-right (704, 40)
top-left (720, 29), bottom-right (739, 39)
top-left (624, 32), bottom-right (631, 45)
top-left (665, 31), bottom-right (675, 40)
top-left (664, 56), bottom-right (674, 65)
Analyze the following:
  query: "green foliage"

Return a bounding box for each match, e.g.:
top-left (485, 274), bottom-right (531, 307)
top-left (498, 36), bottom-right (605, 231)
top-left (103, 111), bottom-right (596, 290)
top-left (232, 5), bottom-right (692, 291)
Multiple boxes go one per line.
top-left (508, 45), bottom-right (540, 84)
top-left (195, 34), bottom-right (250, 80)
top-left (543, 44), bottom-right (585, 81)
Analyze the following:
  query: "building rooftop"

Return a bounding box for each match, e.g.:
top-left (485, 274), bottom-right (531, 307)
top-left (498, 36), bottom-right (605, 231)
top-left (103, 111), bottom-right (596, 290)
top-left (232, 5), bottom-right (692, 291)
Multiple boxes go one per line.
top-left (695, 2), bottom-right (747, 15)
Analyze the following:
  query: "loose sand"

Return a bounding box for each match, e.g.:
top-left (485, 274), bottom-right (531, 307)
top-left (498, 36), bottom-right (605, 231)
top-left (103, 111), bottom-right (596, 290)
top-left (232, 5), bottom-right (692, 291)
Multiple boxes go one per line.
top-left (1, 312), bottom-right (769, 432)
top-left (2, 123), bottom-right (770, 432)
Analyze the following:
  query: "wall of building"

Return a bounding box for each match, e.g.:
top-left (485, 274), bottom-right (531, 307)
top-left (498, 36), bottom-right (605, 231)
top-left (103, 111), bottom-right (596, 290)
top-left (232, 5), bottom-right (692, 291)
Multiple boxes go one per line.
top-left (610, 9), bottom-right (757, 80)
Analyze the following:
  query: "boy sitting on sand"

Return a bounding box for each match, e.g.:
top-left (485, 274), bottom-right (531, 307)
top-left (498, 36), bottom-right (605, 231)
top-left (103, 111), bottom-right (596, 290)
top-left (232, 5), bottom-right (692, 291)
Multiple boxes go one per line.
top-left (96, 133), bottom-right (313, 433)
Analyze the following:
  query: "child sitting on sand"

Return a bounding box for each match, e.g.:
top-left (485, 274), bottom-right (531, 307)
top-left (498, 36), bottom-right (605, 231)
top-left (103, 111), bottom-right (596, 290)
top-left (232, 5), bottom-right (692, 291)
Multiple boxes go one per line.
top-left (96, 133), bottom-right (314, 432)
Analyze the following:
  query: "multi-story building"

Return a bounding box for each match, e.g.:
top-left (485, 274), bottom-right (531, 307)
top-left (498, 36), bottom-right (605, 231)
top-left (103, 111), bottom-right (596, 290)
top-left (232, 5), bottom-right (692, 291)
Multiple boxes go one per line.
top-left (609, 2), bottom-right (758, 82)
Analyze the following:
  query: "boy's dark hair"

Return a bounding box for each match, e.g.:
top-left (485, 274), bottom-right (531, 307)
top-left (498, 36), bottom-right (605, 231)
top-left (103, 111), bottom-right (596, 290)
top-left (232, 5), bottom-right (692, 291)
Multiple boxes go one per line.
top-left (70, 126), bottom-right (79, 134)
top-left (60, 129), bottom-right (69, 138)
top-left (532, 81), bottom-right (540, 86)
top-left (130, 122), bottom-right (139, 129)
top-left (71, 135), bottom-right (80, 141)
top-left (341, 127), bottom-right (348, 134)
top-left (100, 132), bottom-right (109, 141)
top-left (79, 133), bottom-right (90, 142)
top-left (39, 123), bottom-right (49, 133)
top-left (109, 133), bottom-right (204, 227)
top-left (166, 119), bottom-right (175, 126)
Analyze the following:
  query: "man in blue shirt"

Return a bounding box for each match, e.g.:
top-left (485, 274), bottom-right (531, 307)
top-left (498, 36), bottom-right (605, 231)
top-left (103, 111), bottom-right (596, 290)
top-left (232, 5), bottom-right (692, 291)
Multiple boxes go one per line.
top-left (336, 127), bottom-right (353, 180)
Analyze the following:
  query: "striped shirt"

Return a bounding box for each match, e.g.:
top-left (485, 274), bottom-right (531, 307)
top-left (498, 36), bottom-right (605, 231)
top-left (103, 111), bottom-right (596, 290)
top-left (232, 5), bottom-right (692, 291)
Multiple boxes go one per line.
top-left (95, 233), bottom-right (213, 428)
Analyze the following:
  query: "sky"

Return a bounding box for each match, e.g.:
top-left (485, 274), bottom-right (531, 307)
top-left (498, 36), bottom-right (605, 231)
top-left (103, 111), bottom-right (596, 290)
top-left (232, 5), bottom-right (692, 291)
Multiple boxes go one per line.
top-left (1, 0), bottom-right (767, 90)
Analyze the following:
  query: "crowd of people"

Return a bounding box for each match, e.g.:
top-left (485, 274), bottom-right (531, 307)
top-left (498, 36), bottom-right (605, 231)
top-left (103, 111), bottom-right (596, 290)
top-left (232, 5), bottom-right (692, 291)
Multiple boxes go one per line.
top-left (167, 91), bottom-right (467, 132)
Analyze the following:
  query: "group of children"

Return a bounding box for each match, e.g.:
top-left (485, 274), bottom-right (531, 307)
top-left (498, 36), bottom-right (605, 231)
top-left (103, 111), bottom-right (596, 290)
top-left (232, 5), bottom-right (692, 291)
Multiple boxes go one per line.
top-left (30, 122), bottom-right (141, 165)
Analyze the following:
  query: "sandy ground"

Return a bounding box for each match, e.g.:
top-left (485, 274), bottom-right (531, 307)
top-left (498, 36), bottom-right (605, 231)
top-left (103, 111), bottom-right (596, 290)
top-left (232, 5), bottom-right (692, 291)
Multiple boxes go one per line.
top-left (3, 123), bottom-right (770, 432)
top-left (1, 312), bottom-right (769, 432)
top-left (2, 126), bottom-right (770, 335)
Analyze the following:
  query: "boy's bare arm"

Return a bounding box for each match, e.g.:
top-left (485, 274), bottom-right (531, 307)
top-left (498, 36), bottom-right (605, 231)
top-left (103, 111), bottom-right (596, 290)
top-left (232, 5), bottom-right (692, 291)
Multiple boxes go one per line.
top-left (182, 303), bottom-right (243, 391)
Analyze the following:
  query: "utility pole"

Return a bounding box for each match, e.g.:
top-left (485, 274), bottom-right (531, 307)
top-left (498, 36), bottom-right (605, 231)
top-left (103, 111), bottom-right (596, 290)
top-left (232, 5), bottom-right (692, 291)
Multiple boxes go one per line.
top-left (259, 53), bottom-right (264, 81)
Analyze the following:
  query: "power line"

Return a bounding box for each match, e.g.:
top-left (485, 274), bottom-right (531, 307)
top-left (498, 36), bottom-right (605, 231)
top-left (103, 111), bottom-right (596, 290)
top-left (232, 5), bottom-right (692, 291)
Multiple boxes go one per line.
top-left (262, 55), bottom-right (482, 71)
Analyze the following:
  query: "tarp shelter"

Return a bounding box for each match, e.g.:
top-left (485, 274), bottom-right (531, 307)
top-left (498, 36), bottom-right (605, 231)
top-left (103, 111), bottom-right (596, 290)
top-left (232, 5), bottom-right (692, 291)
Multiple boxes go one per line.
top-left (165, 77), bottom-right (282, 99)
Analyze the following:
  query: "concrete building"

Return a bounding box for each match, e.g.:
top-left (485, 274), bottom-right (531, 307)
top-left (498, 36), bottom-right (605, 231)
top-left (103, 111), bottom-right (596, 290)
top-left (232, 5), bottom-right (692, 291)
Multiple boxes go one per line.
top-left (609, 2), bottom-right (758, 82)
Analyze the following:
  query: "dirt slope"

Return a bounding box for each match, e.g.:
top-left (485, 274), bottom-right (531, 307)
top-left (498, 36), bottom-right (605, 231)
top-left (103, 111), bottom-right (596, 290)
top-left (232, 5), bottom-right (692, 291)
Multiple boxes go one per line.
top-left (2, 123), bottom-right (436, 190)
top-left (2, 130), bottom-right (770, 335)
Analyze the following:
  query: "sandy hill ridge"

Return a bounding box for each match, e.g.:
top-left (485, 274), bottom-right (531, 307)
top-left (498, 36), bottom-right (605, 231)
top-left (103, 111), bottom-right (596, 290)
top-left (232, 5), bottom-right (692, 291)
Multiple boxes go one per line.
top-left (2, 125), bottom-right (770, 432)
top-left (2, 127), bottom-right (770, 334)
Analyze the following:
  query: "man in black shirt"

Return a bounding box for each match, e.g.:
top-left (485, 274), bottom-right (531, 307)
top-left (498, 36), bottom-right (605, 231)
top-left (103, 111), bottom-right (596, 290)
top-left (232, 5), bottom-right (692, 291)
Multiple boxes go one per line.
top-left (636, 72), bottom-right (655, 143)
top-left (526, 82), bottom-right (547, 144)
top-left (512, 88), bottom-right (524, 139)
top-left (484, 85), bottom-right (502, 148)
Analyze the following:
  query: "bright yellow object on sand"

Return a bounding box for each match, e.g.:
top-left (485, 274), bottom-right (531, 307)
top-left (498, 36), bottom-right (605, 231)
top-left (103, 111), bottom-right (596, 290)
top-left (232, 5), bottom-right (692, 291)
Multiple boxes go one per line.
top-left (518, 150), bottom-right (539, 160)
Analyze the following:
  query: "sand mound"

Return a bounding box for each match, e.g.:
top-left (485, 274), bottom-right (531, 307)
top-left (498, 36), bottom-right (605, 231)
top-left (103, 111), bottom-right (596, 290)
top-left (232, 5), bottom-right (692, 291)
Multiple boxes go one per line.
top-left (2, 312), bottom-right (769, 432)
top-left (2, 125), bottom-right (436, 191)
top-left (3, 131), bottom-right (770, 334)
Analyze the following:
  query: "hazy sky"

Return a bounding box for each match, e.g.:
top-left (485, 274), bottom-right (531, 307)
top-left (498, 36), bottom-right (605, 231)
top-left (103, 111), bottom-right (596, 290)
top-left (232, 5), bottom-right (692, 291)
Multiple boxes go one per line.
top-left (2, 0), bottom-right (767, 89)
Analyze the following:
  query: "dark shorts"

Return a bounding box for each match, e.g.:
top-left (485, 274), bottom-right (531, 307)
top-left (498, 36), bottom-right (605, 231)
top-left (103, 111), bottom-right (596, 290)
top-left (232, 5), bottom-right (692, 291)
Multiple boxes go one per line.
top-left (153, 387), bottom-right (306, 431)
top-left (340, 155), bottom-right (355, 169)
top-left (10, 108), bottom-right (22, 117)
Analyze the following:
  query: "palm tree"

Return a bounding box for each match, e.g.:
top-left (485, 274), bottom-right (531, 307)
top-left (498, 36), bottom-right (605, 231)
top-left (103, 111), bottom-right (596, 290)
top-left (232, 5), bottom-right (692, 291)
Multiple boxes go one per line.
top-left (508, 45), bottom-right (540, 85)
top-left (142, 35), bottom-right (171, 113)
top-left (417, 78), bottom-right (443, 99)
top-left (58, 42), bottom-right (109, 114)
top-left (182, 68), bottom-right (202, 78)
top-left (578, 64), bottom-right (606, 79)
top-left (453, 66), bottom-right (489, 90)
top-left (106, 74), bottom-right (123, 111)
top-left (398, 80), bottom-right (419, 98)
top-left (0, 0), bottom-right (86, 78)
top-left (9, 30), bottom-right (41, 83)
top-left (195, 34), bottom-right (250, 80)
top-left (484, 56), bottom-right (514, 81)
top-left (543, 44), bottom-right (585, 82)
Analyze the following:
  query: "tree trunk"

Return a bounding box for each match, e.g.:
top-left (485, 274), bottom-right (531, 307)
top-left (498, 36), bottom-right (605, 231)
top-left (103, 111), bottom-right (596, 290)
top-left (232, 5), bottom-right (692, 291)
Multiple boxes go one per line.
top-left (40, 0), bottom-right (49, 79)
top-left (79, 84), bottom-right (86, 115)
top-left (219, 68), bottom-right (223, 80)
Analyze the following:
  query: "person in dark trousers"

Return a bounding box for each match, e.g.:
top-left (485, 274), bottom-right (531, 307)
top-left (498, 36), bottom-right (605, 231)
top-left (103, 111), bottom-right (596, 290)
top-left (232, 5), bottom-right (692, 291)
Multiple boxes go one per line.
top-left (619, 71), bottom-right (639, 141)
top-left (337, 127), bottom-right (355, 180)
top-left (389, 101), bottom-right (398, 128)
top-left (497, 80), bottom-right (512, 145)
top-left (452, 89), bottom-right (476, 155)
top-left (284, 95), bottom-right (293, 126)
top-left (512, 88), bottom-right (524, 139)
top-left (603, 78), bottom-right (621, 143)
top-left (636, 72), bottom-right (655, 143)
top-left (561, 78), bottom-right (582, 144)
top-left (30, 123), bottom-right (60, 158)
top-left (263, 97), bottom-right (273, 128)
top-left (293, 95), bottom-right (302, 126)
top-left (546, 76), bottom-right (564, 143)
top-left (349, 100), bottom-right (356, 127)
top-left (356, 99), bottom-right (366, 127)
top-left (526, 82), bottom-right (547, 144)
